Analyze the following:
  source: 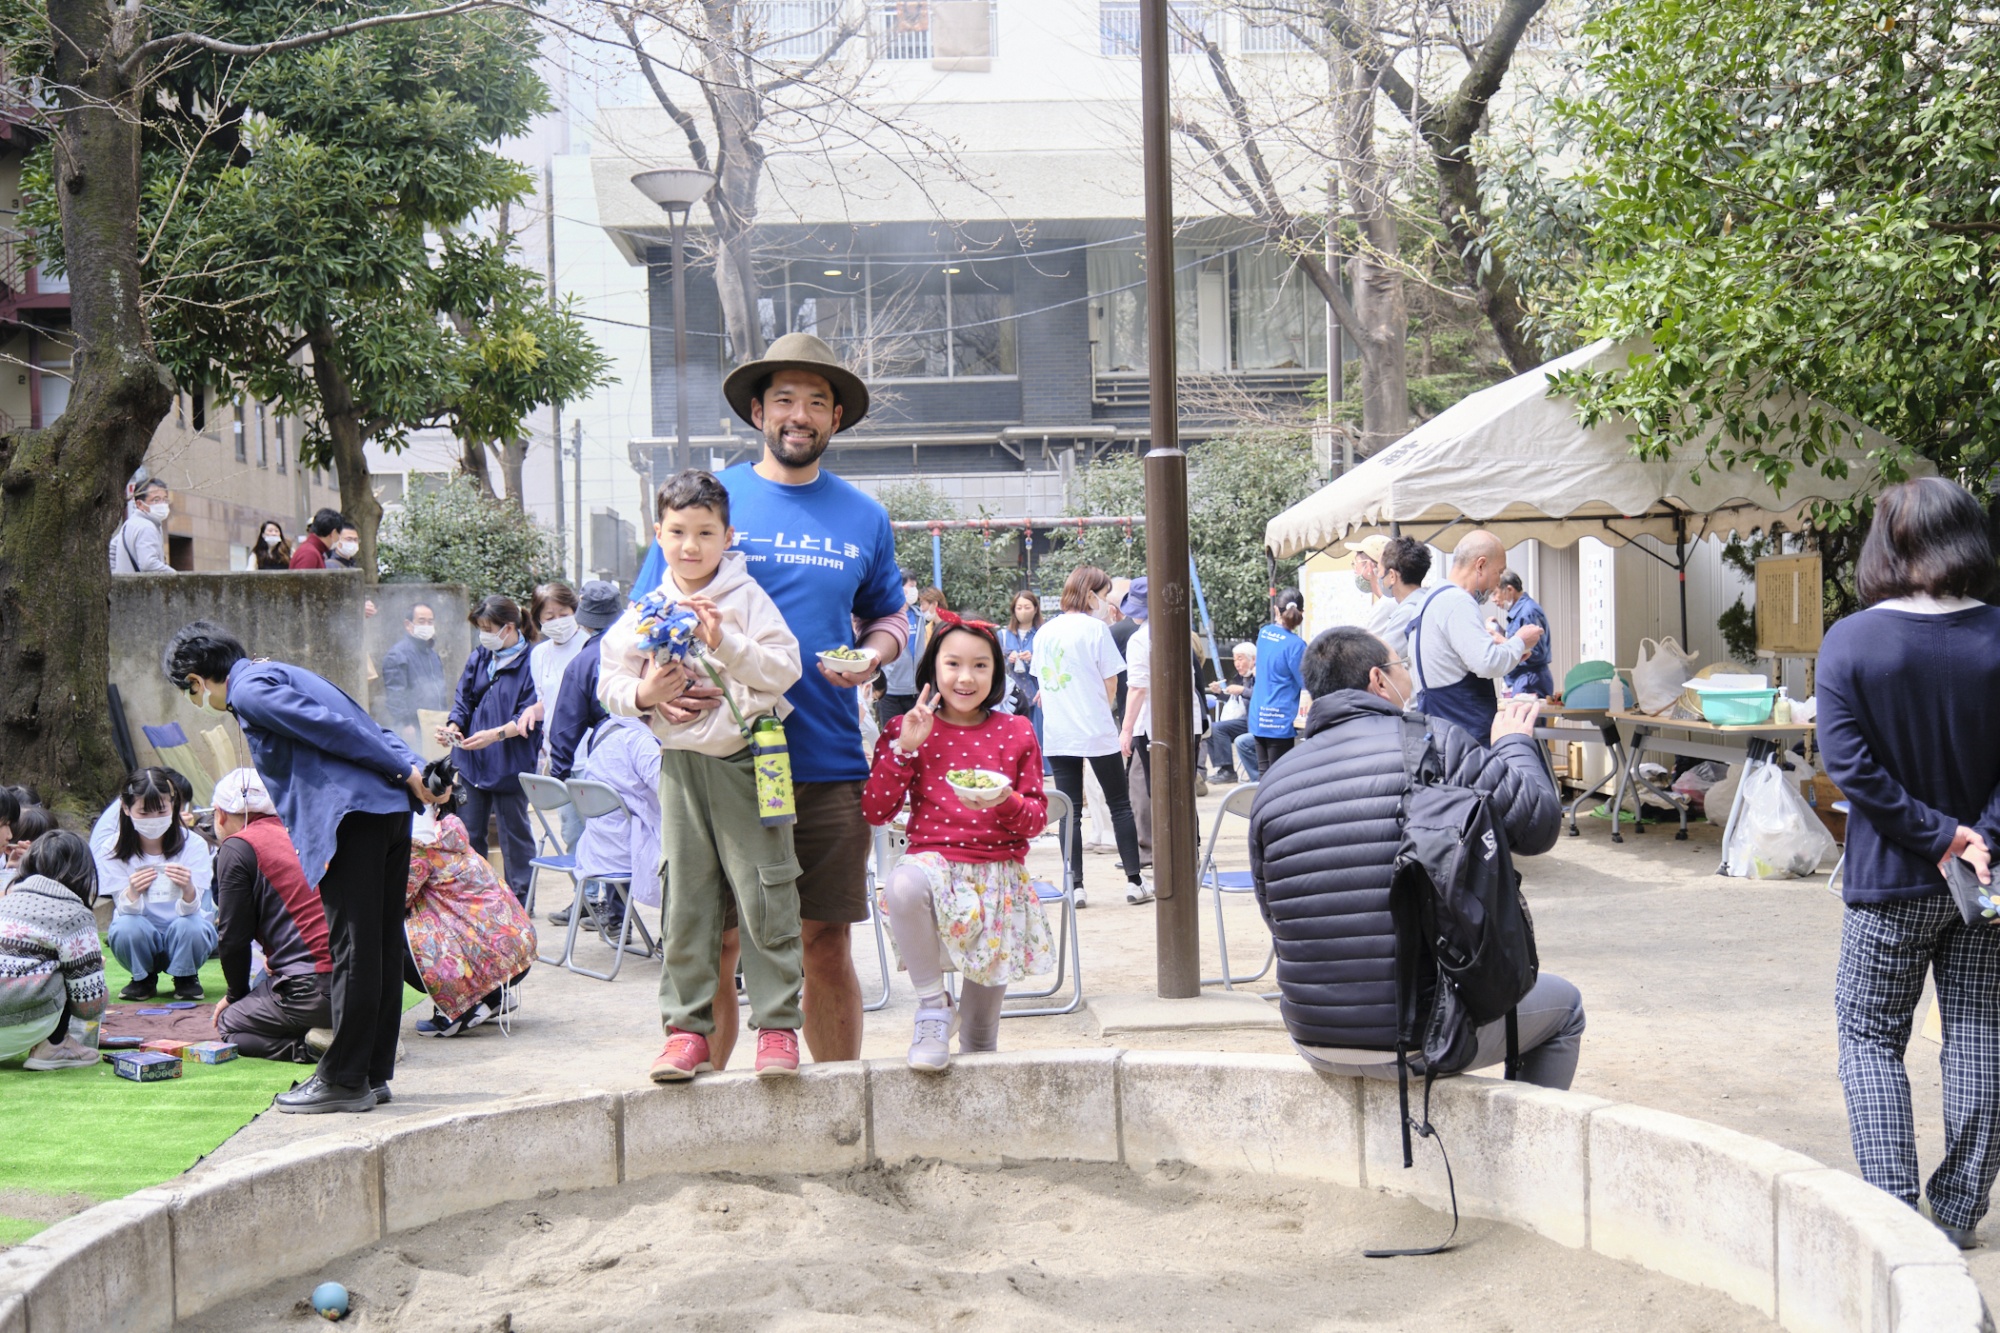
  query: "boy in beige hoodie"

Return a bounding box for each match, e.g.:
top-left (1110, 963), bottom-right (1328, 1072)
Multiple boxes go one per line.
top-left (600, 470), bottom-right (805, 1081)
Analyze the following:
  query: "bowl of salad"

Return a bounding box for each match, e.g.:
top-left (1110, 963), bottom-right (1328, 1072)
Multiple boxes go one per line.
top-left (946, 768), bottom-right (1012, 802)
top-left (817, 644), bottom-right (879, 672)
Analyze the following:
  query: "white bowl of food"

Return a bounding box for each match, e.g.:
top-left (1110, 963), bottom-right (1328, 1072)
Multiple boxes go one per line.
top-left (817, 644), bottom-right (879, 672)
top-left (946, 768), bottom-right (1011, 801)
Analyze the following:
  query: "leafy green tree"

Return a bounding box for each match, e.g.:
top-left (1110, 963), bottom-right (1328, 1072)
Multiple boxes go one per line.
top-left (873, 481), bottom-right (1029, 621)
top-left (377, 478), bottom-right (563, 606)
top-left (1523, 0), bottom-right (1996, 521)
top-left (106, 4), bottom-right (608, 578)
top-left (1055, 432), bottom-right (1321, 644)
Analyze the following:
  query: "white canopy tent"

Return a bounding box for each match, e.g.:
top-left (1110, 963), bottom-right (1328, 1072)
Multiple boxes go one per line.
top-left (1264, 339), bottom-right (1918, 641)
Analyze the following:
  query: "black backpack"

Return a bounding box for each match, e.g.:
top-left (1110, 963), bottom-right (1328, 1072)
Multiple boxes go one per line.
top-left (1368, 713), bottom-right (1542, 1258)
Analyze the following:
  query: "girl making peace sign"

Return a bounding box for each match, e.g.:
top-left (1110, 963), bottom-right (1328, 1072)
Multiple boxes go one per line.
top-left (862, 613), bottom-right (1054, 1072)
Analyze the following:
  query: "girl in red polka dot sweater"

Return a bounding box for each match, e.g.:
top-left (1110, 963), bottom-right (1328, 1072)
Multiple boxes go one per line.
top-left (863, 614), bottom-right (1054, 1072)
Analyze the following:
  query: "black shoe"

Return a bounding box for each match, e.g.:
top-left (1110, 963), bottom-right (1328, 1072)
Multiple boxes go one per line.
top-left (372, 1081), bottom-right (392, 1106)
top-left (172, 976), bottom-right (204, 1001)
top-left (547, 906), bottom-right (572, 926)
top-left (274, 1074), bottom-right (376, 1115)
top-left (119, 977), bottom-right (159, 1002)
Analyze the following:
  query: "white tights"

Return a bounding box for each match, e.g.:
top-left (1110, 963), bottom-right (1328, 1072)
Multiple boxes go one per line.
top-left (882, 863), bottom-right (1003, 1053)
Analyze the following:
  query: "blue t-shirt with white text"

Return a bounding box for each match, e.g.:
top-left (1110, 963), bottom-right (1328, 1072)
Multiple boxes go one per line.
top-left (1249, 624), bottom-right (1306, 738)
top-left (719, 463), bottom-right (905, 782)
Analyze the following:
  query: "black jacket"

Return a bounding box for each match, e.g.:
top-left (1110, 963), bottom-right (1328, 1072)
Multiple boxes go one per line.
top-left (1248, 690), bottom-right (1560, 1049)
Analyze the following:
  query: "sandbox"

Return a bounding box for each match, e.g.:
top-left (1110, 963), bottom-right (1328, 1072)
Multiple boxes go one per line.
top-left (0, 1051), bottom-right (1981, 1332)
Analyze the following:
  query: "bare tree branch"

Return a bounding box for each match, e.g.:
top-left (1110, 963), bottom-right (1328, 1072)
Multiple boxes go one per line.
top-left (122, 0), bottom-right (507, 76)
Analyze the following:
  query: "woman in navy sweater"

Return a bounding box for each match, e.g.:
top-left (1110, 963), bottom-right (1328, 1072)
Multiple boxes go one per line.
top-left (439, 594), bottom-right (542, 903)
top-left (1818, 477), bottom-right (2000, 1249)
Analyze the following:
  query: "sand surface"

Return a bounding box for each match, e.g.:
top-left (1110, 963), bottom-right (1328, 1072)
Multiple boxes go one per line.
top-left (179, 1159), bottom-right (1778, 1332)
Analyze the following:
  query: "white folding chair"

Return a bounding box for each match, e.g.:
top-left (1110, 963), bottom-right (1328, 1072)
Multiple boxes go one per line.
top-left (1198, 783), bottom-right (1274, 990)
top-left (1826, 800), bottom-right (1851, 897)
top-left (558, 778), bottom-right (659, 982)
top-left (862, 825), bottom-right (900, 1012)
top-left (1003, 789), bottom-right (1083, 1018)
top-left (517, 774), bottom-right (581, 967)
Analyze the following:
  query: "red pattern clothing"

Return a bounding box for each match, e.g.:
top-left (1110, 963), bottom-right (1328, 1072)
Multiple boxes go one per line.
top-left (863, 711), bottom-right (1049, 863)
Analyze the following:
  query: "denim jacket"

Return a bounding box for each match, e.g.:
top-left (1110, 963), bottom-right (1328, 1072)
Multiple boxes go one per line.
top-left (225, 659), bottom-right (420, 888)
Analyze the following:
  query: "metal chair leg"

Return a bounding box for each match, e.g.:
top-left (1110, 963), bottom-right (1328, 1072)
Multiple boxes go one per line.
top-left (862, 896), bottom-right (893, 1012)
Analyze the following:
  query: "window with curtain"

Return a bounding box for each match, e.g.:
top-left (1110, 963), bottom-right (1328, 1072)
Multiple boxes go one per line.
top-left (1088, 245), bottom-right (1146, 372)
top-left (1234, 246), bottom-right (1326, 370)
top-left (1091, 241), bottom-right (1326, 373)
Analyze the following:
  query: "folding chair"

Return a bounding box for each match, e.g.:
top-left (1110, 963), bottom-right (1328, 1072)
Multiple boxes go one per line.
top-left (1199, 782), bottom-right (1273, 990)
top-left (138, 723), bottom-right (217, 806)
top-left (518, 774), bottom-right (583, 968)
top-left (1826, 800), bottom-right (1851, 898)
top-left (561, 778), bottom-right (659, 982)
top-left (862, 826), bottom-right (900, 1012)
top-left (1003, 789), bottom-right (1084, 1018)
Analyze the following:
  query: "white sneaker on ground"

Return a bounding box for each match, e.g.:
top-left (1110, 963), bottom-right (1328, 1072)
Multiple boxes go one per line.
top-left (24, 1039), bottom-right (100, 1070)
top-left (1073, 885), bottom-right (1089, 909)
top-left (908, 997), bottom-right (958, 1074)
top-left (1126, 877), bottom-right (1156, 905)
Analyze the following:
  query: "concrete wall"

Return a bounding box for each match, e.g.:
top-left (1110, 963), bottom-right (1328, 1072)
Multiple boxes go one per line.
top-left (109, 572), bottom-right (468, 779)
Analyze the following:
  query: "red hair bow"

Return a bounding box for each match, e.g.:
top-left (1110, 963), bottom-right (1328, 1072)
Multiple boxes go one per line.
top-left (933, 607), bottom-right (998, 633)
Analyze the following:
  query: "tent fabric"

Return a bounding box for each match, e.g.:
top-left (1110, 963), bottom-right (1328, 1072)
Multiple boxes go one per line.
top-left (1264, 340), bottom-right (1916, 559)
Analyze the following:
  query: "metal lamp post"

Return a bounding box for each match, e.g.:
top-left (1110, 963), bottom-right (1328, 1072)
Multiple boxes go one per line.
top-left (631, 167), bottom-right (717, 476)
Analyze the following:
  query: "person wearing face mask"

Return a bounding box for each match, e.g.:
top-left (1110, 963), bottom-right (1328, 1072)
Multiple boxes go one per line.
top-left (380, 602), bottom-right (448, 743)
top-left (524, 582), bottom-right (584, 771)
top-left (1406, 530), bottom-right (1544, 742)
top-left (1363, 536), bottom-right (1433, 659)
top-left (253, 520), bottom-right (293, 570)
top-left (110, 474), bottom-right (176, 574)
top-left (1494, 570), bottom-right (1555, 698)
top-left (1248, 626), bottom-right (1585, 1089)
top-left (325, 524), bottom-right (363, 569)
top-left (162, 619), bottom-right (445, 1112)
top-left (879, 570), bottom-right (924, 723)
top-left (290, 508), bottom-right (346, 570)
top-left (437, 594), bottom-right (541, 904)
top-left (1031, 565), bottom-right (1149, 906)
top-left (95, 768), bottom-right (217, 1002)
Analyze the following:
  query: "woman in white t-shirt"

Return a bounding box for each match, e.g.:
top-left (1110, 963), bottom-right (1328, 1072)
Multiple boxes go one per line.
top-left (96, 768), bottom-right (216, 1002)
top-left (1031, 566), bottom-right (1149, 906)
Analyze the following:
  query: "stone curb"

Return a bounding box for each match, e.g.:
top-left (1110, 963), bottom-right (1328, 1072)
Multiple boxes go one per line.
top-left (0, 1053), bottom-right (1980, 1332)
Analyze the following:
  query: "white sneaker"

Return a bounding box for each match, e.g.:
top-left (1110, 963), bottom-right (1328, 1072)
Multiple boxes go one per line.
top-left (1073, 885), bottom-right (1089, 909)
top-left (908, 998), bottom-right (957, 1074)
top-left (1126, 876), bottom-right (1156, 905)
top-left (24, 1039), bottom-right (100, 1070)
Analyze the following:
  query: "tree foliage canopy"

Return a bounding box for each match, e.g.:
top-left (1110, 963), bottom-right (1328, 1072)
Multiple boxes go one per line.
top-left (873, 481), bottom-right (1031, 621)
top-left (1511, 0), bottom-right (2000, 514)
top-left (377, 477), bottom-right (562, 605)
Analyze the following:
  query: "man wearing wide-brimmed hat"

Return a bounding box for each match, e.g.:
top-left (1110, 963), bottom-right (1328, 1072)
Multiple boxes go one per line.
top-left (645, 332), bottom-right (909, 1064)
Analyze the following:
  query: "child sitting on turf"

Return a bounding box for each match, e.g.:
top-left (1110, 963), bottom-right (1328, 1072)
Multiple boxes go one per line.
top-left (0, 831), bottom-right (107, 1069)
top-left (599, 468), bottom-right (806, 1083)
top-left (96, 768), bottom-right (217, 1001)
top-left (862, 612), bottom-right (1054, 1072)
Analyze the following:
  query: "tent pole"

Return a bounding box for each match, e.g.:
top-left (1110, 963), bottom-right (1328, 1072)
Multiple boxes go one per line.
top-left (1676, 513), bottom-right (1689, 644)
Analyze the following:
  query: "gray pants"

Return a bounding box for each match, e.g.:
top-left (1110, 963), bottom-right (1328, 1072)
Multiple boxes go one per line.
top-left (1293, 973), bottom-right (1587, 1091)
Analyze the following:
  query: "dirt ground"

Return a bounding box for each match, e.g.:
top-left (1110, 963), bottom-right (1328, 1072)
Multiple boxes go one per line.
top-left (179, 1159), bottom-right (1778, 1333)
top-left (171, 787), bottom-right (1996, 1318)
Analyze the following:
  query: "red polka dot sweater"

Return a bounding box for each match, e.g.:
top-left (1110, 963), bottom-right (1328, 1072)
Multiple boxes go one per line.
top-left (863, 710), bottom-right (1050, 863)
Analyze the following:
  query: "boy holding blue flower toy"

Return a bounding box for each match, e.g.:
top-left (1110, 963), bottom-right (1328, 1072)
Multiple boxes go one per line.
top-left (599, 470), bottom-right (807, 1082)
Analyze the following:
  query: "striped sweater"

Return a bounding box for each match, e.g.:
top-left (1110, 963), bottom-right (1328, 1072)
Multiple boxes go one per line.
top-left (0, 875), bottom-right (107, 1034)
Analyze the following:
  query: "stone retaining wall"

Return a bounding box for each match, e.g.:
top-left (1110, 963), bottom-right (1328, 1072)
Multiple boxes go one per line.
top-left (0, 1052), bottom-right (1981, 1333)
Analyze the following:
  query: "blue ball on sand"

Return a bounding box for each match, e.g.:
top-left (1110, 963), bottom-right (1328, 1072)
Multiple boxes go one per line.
top-left (311, 1281), bottom-right (348, 1321)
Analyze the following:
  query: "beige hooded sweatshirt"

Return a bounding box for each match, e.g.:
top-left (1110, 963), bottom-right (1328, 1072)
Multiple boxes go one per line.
top-left (598, 550), bottom-right (801, 758)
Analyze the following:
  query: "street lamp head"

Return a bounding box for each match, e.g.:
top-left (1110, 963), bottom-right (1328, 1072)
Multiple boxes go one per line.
top-left (631, 167), bottom-right (716, 214)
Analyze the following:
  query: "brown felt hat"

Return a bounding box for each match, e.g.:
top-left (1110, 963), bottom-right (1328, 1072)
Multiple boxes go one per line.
top-left (721, 332), bottom-right (870, 433)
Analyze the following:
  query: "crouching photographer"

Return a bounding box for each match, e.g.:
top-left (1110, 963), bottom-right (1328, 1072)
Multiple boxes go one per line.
top-left (1248, 626), bottom-right (1585, 1089)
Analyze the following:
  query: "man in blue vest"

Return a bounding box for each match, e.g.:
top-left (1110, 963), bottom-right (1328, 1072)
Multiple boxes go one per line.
top-left (1408, 530), bottom-right (1543, 742)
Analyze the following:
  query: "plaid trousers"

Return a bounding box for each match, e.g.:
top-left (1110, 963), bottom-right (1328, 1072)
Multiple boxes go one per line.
top-left (1836, 894), bottom-right (2000, 1230)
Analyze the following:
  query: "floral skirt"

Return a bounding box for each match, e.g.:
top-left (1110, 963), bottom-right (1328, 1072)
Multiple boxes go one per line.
top-left (884, 852), bottom-right (1056, 989)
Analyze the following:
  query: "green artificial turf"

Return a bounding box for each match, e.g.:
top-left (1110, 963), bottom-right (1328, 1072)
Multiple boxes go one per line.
top-left (0, 939), bottom-right (425, 1245)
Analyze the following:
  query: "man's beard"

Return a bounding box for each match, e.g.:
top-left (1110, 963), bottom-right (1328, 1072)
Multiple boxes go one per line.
top-left (766, 420), bottom-right (830, 469)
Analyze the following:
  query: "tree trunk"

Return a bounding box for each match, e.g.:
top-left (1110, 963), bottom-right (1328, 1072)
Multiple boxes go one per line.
top-left (1433, 147), bottom-right (1535, 372)
top-left (0, 0), bottom-right (174, 803)
top-left (1337, 42), bottom-right (1410, 453)
top-left (498, 434), bottom-right (527, 510)
top-left (307, 325), bottom-right (381, 584)
top-left (458, 434), bottom-right (496, 497)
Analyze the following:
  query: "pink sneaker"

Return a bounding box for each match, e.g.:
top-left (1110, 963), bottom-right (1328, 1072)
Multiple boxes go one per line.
top-left (648, 1029), bottom-right (712, 1083)
top-left (754, 1028), bottom-right (801, 1079)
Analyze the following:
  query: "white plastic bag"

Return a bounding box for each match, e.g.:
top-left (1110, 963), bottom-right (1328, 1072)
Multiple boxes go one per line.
top-left (1633, 636), bottom-right (1700, 714)
top-left (1724, 761), bottom-right (1837, 879)
top-left (1670, 760), bottom-right (1730, 815)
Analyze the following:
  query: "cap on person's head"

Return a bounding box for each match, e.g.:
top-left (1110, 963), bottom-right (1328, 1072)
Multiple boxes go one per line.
top-left (1355, 534), bottom-right (1389, 565)
top-left (575, 580), bottom-right (623, 631)
top-left (721, 331), bottom-right (870, 433)
top-left (211, 768), bottom-right (275, 817)
top-left (1120, 577), bottom-right (1149, 619)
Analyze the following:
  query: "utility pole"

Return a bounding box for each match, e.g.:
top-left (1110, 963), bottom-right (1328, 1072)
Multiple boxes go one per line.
top-left (572, 419), bottom-right (584, 577)
top-left (546, 159), bottom-right (567, 576)
top-left (1140, 0), bottom-right (1200, 998)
